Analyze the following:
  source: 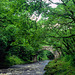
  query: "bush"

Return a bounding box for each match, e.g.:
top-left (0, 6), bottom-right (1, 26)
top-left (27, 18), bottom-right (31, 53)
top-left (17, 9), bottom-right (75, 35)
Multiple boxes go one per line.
top-left (44, 56), bottom-right (75, 75)
top-left (5, 55), bottom-right (25, 66)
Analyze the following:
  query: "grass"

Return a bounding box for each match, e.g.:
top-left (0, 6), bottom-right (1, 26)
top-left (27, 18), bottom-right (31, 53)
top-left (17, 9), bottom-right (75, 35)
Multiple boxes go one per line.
top-left (44, 55), bottom-right (75, 75)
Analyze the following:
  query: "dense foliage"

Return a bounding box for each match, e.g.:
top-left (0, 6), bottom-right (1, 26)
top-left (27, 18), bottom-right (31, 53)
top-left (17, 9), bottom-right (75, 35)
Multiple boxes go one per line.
top-left (0, 0), bottom-right (52, 68)
top-left (43, 0), bottom-right (75, 74)
top-left (0, 1), bottom-right (75, 74)
top-left (44, 56), bottom-right (75, 75)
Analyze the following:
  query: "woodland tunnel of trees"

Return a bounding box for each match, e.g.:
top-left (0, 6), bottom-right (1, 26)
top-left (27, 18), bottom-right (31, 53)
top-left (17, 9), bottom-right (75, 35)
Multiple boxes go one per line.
top-left (0, 0), bottom-right (75, 71)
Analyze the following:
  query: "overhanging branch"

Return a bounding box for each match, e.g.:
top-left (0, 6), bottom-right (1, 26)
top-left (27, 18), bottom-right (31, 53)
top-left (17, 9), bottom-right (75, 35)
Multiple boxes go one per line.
top-left (47, 34), bottom-right (75, 38)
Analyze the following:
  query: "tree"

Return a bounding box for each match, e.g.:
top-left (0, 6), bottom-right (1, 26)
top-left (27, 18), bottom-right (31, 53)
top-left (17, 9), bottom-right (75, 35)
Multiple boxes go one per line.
top-left (0, 0), bottom-right (49, 67)
top-left (41, 0), bottom-right (75, 56)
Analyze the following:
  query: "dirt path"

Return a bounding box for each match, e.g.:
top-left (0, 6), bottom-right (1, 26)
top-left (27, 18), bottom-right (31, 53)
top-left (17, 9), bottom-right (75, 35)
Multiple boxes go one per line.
top-left (0, 60), bottom-right (50, 75)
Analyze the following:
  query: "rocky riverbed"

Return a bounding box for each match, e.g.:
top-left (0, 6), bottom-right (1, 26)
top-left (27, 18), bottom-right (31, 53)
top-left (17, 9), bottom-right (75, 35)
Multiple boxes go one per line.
top-left (0, 60), bottom-right (50, 75)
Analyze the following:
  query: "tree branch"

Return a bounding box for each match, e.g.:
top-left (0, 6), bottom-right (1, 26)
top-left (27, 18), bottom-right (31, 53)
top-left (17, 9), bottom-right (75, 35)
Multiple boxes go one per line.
top-left (47, 34), bottom-right (75, 38)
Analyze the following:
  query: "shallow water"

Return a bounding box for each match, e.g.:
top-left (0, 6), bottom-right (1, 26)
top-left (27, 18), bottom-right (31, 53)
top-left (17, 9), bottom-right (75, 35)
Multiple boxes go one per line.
top-left (0, 60), bottom-right (50, 75)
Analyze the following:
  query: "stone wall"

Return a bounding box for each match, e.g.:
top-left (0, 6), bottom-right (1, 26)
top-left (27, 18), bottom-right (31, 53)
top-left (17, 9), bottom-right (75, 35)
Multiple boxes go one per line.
top-left (42, 46), bottom-right (61, 59)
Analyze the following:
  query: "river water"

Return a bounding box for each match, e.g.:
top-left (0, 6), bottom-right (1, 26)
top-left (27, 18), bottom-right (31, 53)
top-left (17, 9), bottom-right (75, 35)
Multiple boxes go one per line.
top-left (0, 60), bottom-right (50, 75)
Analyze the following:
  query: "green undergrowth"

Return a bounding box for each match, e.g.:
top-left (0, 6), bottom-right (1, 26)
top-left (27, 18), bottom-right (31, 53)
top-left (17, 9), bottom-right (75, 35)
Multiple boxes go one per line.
top-left (1, 55), bottom-right (25, 68)
top-left (44, 55), bottom-right (75, 75)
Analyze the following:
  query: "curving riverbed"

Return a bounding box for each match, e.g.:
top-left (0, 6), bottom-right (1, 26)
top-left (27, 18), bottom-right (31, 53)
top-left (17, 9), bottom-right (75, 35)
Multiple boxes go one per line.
top-left (0, 60), bottom-right (50, 75)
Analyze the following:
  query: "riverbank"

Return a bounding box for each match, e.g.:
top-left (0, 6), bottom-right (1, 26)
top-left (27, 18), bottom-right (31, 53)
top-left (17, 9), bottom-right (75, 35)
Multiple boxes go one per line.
top-left (0, 60), bottom-right (50, 75)
top-left (44, 56), bottom-right (75, 75)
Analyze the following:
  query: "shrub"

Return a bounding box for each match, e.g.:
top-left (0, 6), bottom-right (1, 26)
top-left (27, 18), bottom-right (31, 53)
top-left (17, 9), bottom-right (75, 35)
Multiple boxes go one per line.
top-left (5, 55), bottom-right (25, 66)
top-left (44, 56), bottom-right (75, 75)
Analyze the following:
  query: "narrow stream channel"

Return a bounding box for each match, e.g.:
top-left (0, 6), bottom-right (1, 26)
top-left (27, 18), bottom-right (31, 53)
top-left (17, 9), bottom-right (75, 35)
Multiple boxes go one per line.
top-left (0, 60), bottom-right (50, 75)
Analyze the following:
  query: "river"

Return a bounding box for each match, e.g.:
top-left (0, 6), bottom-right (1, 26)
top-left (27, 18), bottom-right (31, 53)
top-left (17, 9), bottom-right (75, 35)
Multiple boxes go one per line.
top-left (0, 60), bottom-right (50, 75)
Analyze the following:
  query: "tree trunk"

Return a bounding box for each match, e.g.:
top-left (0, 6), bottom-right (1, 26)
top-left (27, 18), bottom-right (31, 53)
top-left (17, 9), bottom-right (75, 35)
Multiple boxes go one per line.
top-left (33, 55), bottom-right (37, 62)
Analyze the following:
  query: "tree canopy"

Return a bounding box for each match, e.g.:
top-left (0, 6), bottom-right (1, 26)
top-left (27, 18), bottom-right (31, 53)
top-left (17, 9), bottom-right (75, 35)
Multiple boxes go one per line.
top-left (0, 0), bottom-right (75, 68)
